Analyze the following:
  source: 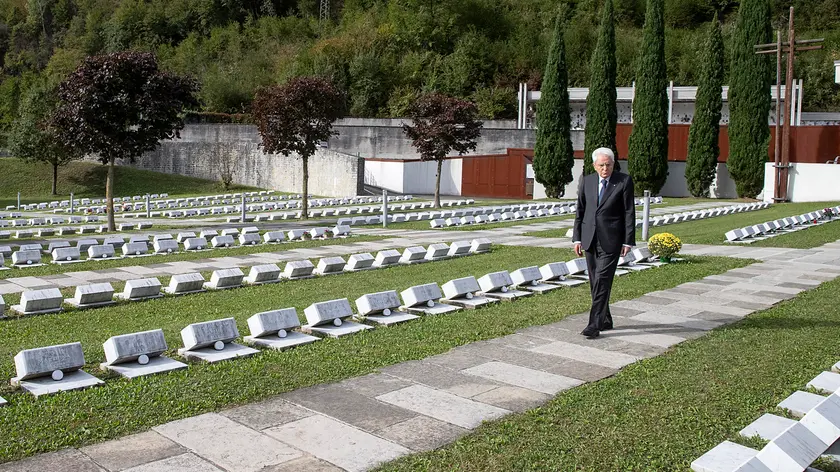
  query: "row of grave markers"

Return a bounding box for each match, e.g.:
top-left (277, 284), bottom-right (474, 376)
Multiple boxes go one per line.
top-left (0, 225), bottom-right (354, 268)
top-left (6, 190), bottom-right (283, 212)
top-left (0, 246), bottom-right (661, 402)
top-left (75, 195), bottom-right (427, 218)
top-left (725, 206), bottom-right (840, 242)
top-left (0, 238), bottom-right (493, 317)
top-left (637, 202), bottom-right (771, 228)
top-left (0, 221), bottom-right (153, 240)
top-left (692, 361), bottom-right (840, 472)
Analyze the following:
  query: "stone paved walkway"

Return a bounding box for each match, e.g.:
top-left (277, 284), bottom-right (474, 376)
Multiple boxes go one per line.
top-left (3, 239), bottom-right (839, 472)
top-left (0, 201), bottom-right (734, 295)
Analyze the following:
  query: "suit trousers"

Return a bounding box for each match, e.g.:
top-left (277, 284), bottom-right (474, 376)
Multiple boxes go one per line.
top-left (584, 238), bottom-right (618, 331)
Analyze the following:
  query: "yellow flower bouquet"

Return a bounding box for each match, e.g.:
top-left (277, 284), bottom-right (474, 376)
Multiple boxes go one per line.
top-left (647, 232), bottom-right (682, 262)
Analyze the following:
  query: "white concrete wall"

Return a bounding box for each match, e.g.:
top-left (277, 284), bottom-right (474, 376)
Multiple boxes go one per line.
top-left (762, 162), bottom-right (840, 202)
top-left (364, 160), bottom-right (406, 193)
top-left (401, 159), bottom-right (463, 195)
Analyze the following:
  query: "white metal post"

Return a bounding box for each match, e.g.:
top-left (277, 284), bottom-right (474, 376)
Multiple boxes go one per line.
top-left (382, 189), bottom-right (388, 228)
top-left (642, 190), bottom-right (651, 241)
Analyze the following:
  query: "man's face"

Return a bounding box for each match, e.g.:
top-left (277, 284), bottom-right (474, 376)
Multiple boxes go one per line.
top-left (594, 155), bottom-right (614, 179)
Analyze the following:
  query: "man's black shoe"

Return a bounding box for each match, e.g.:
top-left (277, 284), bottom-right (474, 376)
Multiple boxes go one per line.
top-left (580, 328), bottom-right (600, 339)
top-left (601, 323), bottom-right (613, 331)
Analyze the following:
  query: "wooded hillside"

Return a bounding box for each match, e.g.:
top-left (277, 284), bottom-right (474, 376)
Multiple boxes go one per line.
top-left (0, 0), bottom-right (837, 136)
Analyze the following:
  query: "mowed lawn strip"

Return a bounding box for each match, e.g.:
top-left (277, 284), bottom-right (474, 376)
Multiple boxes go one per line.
top-left (522, 201), bottom-right (840, 247)
top-left (0, 235), bottom-right (387, 279)
top-left (0, 247), bottom-right (748, 462)
top-left (376, 268), bottom-right (840, 472)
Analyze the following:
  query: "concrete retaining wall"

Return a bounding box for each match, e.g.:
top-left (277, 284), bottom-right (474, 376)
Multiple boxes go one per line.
top-left (762, 162), bottom-right (840, 202)
top-left (130, 124), bottom-right (364, 197)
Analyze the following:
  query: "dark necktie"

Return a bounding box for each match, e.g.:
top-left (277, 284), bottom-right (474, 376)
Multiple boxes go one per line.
top-left (598, 179), bottom-right (608, 205)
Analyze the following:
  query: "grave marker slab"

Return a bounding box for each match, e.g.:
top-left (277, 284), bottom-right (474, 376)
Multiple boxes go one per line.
top-left (176, 232), bottom-right (197, 243)
top-left (400, 246), bottom-right (427, 264)
top-left (354, 290), bottom-right (419, 325)
top-left (287, 229), bottom-right (306, 241)
top-left (566, 258), bottom-right (588, 275)
top-left (163, 273), bottom-right (206, 295)
top-left (239, 233), bottom-right (261, 246)
top-left (447, 241), bottom-right (471, 257)
top-left (374, 249), bottom-right (401, 267)
top-left (11, 288), bottom-right (63, 315)
top-left (425, 243), bottom-right (450, 261)
top-left (478, 271), bottom-right (532, 301)
top-left (65, 283), bottom-right (115, 309)
top-left (51, 247), bottom-right (82, 265)
top-left (87, 244), bottom-right (116, 260)
top-left (245, 264), bottom-right (281, 285)
top-left (200, 230), bottom-right (219, 239)
top-left (211, 235), bottom-right (235, 248)
top-left (11, 250), bottom-right (42, 267)
top-left (184, 237), bottom-right (208, 251)
top-left (116, 278), bottom-right (163, 301)
top-left (346, 253), bottom-right (374, 271)
top-left (204, 268), bottom-right (244, 290)
top-left (303, 298), bottom-right (372, 338)
top-left (153, 239), bottom-right (180, 254)
top-left (121, 242), bottom-right (149, 257)
top-left (400, 283), bottom-right (460, 315)
top-left (11, 342), bottom-right (103, 396)
top-left (470, 239), bottom-right (492, 253)
top-left (263, 231), bottom-right (285, 243)
top-left (221, 228), bottom-right (239, 237)
top-left (103, 236), bottom-right (125, 249)
top-left (512, 266), bottom-right (562, 293)
top-left (244, 308), bottom-right (319, 350)
top-left (282, 260), bottom-right (315, 279)
top-left (442, 276), bottom-right (497, 309)
top-left (101, 329), bottom-right (187, 378)
top-left (178, 318), bottom-right (258, 363)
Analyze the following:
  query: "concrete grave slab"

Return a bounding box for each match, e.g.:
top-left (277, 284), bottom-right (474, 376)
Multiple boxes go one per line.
top-left (116, 278), bottom-right (163, 301)
top-left (244, 308), bottom-right (319, 350)
top-left (163, 273), bottom-right (206, 295)
top-left (245, 264), bottom-right (281, 285)
top-left (101, 329), bottom-right (186, 379)
top-left (478, 271), bottom-right (532, 301)
top-left (203, 268), bottom-right (244, 290)
top-left (303, 298), bottom-right (372, 338)
top-left (11, 342), bottom-right (104, 396)
top-left (441, 276), bottom-right (498, 309)
top-left (779, 391), bottom-right (827, 418)
top-left (281, 260), bottom-right (315, 280)
top-left (65, 283), bottom-right (115, 309)
top-left (691, 441), bottom-right (757, 472)
top-left (178, 318), bottom-right (258, 363)
top-left (740, 413), bottom-right (798, 441)
top-left (807, 371), bottom-right (840, 395)
top-left (11, 288), bottom-right (63, 315)
top-left (400, 283), bottom-right (461, 315)
top-left (355, 290), bottom-right (419, 326)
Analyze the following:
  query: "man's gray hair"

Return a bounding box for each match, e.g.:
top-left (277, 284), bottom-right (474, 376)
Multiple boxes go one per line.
top-left (591, 147), bottom-right (615, 163)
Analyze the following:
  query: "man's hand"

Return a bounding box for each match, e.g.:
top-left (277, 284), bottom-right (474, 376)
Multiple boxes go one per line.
top-left (574, 242), bottom-right (583, 257)
top-left (621, 245), bottom-right (632, 257)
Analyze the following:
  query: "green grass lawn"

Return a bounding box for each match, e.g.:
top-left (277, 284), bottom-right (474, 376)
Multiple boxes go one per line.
top-left (377, 265), bottom-right (840, 472)
top-left (0, 247), bottom-right (748, 463)
top-left (0, 158), bottom-right (262, 208)
top-left (0, 236), bottom-right (387, 280)
top-left (523, 201), bottom-right (840, 247)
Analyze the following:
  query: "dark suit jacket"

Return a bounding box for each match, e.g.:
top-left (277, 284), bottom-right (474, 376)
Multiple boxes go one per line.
top-left (572, 171), bottom-right (636, 254)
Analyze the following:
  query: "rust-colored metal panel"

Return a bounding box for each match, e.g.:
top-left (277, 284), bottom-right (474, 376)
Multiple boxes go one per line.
top-left (461, 149), bottom-right (528, 199)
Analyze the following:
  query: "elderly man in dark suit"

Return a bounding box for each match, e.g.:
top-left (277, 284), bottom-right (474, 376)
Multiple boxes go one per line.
top-left (573, 147), bottom-right (636, 339)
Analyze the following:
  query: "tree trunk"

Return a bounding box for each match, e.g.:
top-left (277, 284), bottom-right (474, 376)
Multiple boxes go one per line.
top-left (106, 157), bottom-right (116, 232)
top-left (302, 156), bottom-right (309, 219)
top-left (52, 162), bottom-right (58, 196)
top-left (434, 159), bottom-right (443, 208)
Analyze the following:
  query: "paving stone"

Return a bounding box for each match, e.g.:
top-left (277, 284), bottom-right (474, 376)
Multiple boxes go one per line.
top-left (634, 295), bottom-right (677, 306)
top-left (600, 328), bottom-right (687, 348)
top-left (690, 440), bottom-right (757, 472)
top-left (779, 391), bottom-right (827, 418)
top-left (153, 413), bottom-right (302, 472)
top-left (691, 311), bottom-right (744, 324)
top-left (674, 300), bottom-right (754, 317)
top-left (740, 413), bottom-right (797, 441)
top-left (531, 341), bottom-right (642, 369)
top-left (462, 361), bottom-right (583, 395)
top-left (545, 358), bottom-right (618, 382)
top-left (281, 384), bottom-right (415, 432)
top-left (264, 415), bottom-right (410, 472)
top-left (376, 384), bottom-right (510, 429)
top-left (630, 312), bottom-right (722, 331)
top-left (726, 300), bottom-right (774, 311)
top-left (486, 332), bottom-right (556, 350)
top-left (470, 385), bottom-right (552, 412)
top-left (336, 373), bottom-right (416, 398)
top-left (516, 325), bottom-right (664, 357)
top-left (456, 340), bottom-right (567, 372)
top-left (81, 431), bottom-right (185, 472)
top-left (258, 457), bottom-right (344, 472)
top-left (375, 415), bottom-right (468, 452)
top-left (612, 300), bottom-right (702, 317)
top-left (121, 453), bottom-right (221, 472)
top-left (0, 449), bottom-right (105, 472)
top-left (221, 397), bottom-right (314, 431)
top-left (381, 360), bottom-right (501, 398)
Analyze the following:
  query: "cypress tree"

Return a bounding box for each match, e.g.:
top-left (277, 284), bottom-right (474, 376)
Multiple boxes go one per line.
top-left (583, 0), bottom-right (618, 176)
top-left (627, 0), bottom-right (668, 195)
top-left (685, 20), bottom-right (724, 197)
top-left (728, 0), bottom-right (772, 198)
top-left (533, 13), bottom-right (574, 198)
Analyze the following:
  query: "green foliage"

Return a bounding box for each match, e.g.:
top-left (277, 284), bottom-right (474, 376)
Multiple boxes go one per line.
top-left (583, 0), bottom-right (619, 177)
top-left (7, 80), bottom-right (82, 195)
top-left (252, 76), bottom-right (345, 217)
top-left (470, 86), bottom-right (515, 120)
top-left (627, 0), bottom-right (669, 195)
top-left (533, 13), bottom-right (574, 198)
top-left (727, 0), bottom-right (771, 198)
top-left (402, 92), bottom-right (482, 206)
top-left (684, 20), bottom-right (723, 197)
